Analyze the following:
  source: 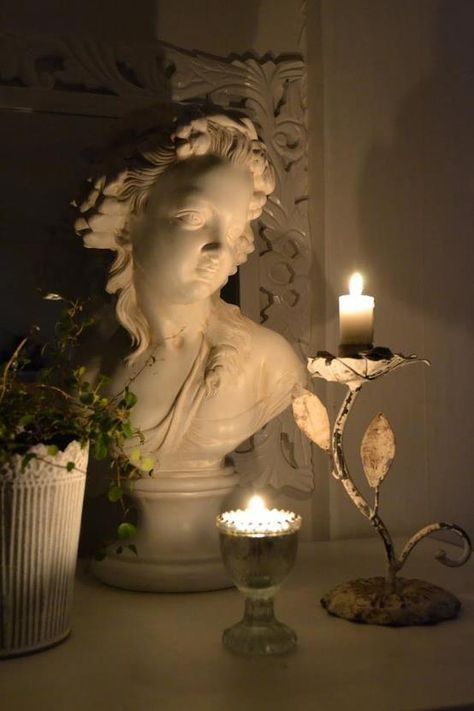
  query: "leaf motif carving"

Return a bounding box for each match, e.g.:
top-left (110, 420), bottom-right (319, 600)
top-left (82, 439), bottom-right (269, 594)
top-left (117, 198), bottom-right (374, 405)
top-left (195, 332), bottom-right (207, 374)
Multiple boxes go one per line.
top-left (360, 413), bottom-right (396, 488)
top-left (292, 387), bottom-right (330, 452)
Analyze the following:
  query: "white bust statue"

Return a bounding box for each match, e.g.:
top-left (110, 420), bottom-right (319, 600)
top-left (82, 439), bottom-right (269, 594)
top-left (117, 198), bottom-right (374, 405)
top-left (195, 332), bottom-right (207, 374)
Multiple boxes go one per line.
top-left (75, 112), bottom-right (305, 591)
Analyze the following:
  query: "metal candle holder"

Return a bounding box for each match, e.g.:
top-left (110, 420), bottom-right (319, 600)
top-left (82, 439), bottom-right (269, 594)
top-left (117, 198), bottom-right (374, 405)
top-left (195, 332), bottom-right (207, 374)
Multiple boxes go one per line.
top-left (293, 347), bottom-right (472, 626)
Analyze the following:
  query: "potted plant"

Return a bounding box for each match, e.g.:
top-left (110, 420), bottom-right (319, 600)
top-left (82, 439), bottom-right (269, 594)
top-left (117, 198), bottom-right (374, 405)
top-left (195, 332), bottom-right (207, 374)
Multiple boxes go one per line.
top-left (0, 296), bottom-right (140, 657)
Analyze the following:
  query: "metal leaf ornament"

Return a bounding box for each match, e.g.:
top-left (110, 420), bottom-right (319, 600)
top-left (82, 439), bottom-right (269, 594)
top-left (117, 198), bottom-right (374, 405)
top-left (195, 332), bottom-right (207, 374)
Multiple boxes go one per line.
top-left (360, 413), bottom-right (396, 488)
top-left (292, 387), bottom-right (330, 452)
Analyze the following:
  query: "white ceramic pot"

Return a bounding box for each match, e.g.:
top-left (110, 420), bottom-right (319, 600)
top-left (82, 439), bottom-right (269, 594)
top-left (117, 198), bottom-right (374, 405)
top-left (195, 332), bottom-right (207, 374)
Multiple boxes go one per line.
top-left (92, 465), bottom-right (241, 592)
top-left (0, 441), bottom-right (88, 658)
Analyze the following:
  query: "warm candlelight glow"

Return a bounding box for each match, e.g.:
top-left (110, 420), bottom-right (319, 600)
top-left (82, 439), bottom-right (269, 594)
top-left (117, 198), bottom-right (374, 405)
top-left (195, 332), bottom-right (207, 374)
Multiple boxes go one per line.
top-left (246, 495), bottom-right (266, 514)
top-left (216, 496), bottom-right (301, 537)
top-left (339, 271), bottom-right (374, 349)
top-left (349, 272), bottom-right (363, 296)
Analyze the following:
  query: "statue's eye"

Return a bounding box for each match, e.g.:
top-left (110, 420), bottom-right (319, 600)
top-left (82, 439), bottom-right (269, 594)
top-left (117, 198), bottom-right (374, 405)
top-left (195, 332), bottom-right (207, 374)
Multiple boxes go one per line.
top-left (175, 210), bottom-right (205, 228)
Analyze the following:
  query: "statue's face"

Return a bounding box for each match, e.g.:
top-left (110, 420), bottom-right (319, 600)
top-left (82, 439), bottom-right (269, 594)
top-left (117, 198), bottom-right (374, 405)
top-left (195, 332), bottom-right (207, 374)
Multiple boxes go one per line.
top-left (132, 156), bottom-right (253, 304)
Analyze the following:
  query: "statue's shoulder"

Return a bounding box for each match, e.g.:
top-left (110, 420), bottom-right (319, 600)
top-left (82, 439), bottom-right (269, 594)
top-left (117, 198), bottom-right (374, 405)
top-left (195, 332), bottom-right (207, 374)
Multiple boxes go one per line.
top-left (250, 321), bottom-right (301, 360)
top-left (235, 313), bottom-right (306, 385)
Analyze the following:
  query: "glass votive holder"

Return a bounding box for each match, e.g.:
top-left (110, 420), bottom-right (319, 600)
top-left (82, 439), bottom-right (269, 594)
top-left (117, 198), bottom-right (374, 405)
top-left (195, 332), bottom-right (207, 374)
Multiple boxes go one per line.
top-left (216, 498), bottom-right (302, 655)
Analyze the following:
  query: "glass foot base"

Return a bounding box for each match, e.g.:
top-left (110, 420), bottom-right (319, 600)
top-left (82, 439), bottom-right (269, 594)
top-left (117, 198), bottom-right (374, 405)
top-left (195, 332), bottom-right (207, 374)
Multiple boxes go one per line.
top-left (223, 618), bottom-right (297, 655)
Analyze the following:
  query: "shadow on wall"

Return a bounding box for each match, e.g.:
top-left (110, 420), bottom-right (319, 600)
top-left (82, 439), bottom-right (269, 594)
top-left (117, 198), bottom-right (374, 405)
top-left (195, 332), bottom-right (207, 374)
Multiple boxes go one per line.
top-left (355, 0), bottom-right (474, 534)
top-left (0, 0), bottom-right (157, 40)
top-left (357, 0), bottom-right (474, 332)
top-left (0, 0), bottom-right (264, 553)
top-left (0, 0), bottom-right (157, 349)
top-left (154, 0), bottom-right (261, 56)
top-left (2, 0), bottom-right (262, 50)
top-left (0, 0), bottom-right (264, 351)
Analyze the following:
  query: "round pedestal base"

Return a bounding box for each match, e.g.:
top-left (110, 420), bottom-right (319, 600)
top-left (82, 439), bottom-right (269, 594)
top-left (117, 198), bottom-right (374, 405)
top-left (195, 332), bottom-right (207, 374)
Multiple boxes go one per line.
top-left (92, 466), bottom-right (240, 592)
top-left (321, 577), bottom-right (461, 626)
top-left (92, 552), bottom-right (234, 592)
top-left (223, 618), bottom-right (297, 655)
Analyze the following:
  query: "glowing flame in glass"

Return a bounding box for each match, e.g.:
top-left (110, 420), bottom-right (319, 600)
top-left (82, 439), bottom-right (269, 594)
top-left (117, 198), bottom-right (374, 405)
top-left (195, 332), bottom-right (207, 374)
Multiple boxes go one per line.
top-left (247, 495), bottom-right (266, 513)
top-left (217, 493), bottom-right (301, 536)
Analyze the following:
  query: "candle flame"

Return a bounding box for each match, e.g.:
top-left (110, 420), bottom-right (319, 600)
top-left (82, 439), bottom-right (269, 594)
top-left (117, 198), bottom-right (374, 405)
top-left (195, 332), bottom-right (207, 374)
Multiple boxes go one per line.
top-left (349, 272), bottom-right (363, 296)
top-left (246, 495), bottom-right (266, 513)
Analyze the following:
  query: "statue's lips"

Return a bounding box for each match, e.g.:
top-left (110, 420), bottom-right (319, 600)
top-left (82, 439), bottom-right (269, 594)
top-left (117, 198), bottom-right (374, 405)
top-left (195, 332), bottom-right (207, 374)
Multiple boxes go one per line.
top-left (196, 258), bottom-right (220, 277)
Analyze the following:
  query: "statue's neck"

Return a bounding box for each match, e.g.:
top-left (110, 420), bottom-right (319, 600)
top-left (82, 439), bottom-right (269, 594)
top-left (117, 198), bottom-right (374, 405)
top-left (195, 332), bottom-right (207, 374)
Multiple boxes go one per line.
top-left (137, 290), bottom-right (213, 347)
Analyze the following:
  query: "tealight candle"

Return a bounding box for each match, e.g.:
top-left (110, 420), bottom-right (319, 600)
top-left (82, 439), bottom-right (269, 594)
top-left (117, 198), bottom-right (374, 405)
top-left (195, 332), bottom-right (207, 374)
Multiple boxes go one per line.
top-left (217, 495), bottom-right (300, 537)
top-left (216, 495), bottom-right (302, 655)
top-left (338, 272), bottom-right (374, 355)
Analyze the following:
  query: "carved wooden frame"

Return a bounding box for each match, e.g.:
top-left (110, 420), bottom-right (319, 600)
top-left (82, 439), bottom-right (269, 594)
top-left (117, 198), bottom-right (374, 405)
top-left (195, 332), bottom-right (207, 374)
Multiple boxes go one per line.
top-left (0, 33), bottom-right (313, 492)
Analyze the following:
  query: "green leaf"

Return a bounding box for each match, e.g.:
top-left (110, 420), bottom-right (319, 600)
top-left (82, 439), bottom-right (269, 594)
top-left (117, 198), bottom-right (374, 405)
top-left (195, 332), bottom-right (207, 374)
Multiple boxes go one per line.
top-left (122, 390), bottom-right (137, 410)
top-left (66, 461), bottom-right (75, 472)
top-left (117, 522), bottom-right (137, 541)
top-left (108, 485), bottom-right (124, 503)
top-left (138, 456), bottom-right (154, 473)
top-left (129, 448), bottom-right (141, 463)
top-left (93, 434), bottom-right (109, 460)
top-left (97, 374), bottom-right (110, 389)
top-left (21, 452), bottom-right (37, 471)
top-left (47, 444), bottom-right (59, 456)
top-left (122, 421), bottom-right (134, 439)
top-left (19, 414), bottom-right (35, 427)
top-left (79, 392), bottom-right (94, 406)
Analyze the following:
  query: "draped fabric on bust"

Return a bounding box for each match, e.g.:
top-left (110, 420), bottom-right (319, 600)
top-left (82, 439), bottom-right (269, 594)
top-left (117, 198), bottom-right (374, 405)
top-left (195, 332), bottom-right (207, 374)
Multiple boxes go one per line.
top-left (139, 336), bottom-right (211, 456)
top-left (135, 328), bottom-right (296, 470)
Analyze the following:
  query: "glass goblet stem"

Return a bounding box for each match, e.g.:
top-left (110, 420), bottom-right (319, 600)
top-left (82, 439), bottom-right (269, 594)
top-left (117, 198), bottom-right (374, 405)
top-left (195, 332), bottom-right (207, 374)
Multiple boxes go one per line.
top-left (244, 596), bottom-right (276, 624)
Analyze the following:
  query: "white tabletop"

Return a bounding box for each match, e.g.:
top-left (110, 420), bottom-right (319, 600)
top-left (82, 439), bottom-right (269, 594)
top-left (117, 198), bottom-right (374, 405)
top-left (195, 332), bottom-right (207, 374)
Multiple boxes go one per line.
top-left (2, 537), bottom-right (473, 711)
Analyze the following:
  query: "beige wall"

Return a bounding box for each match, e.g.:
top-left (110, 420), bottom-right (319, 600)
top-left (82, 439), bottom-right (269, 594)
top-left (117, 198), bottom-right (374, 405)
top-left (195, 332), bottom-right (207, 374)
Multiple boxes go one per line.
top-left (1, 0), bottom-right (305, 55)
top-left (311, 0), bottom-right (474, 539)
top-left (155, 0), bottom-right (305, 56)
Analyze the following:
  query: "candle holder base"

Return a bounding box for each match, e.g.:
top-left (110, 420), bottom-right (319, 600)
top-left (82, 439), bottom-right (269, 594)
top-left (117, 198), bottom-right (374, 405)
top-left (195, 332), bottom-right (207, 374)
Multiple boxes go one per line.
top-left (321, 577), bottom-right (461, 626)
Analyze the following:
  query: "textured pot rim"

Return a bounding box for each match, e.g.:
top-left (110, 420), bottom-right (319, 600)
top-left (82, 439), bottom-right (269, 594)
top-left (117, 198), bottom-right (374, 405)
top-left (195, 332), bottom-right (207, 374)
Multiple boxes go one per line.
top-left (0, 440), bottom-right (89, 482)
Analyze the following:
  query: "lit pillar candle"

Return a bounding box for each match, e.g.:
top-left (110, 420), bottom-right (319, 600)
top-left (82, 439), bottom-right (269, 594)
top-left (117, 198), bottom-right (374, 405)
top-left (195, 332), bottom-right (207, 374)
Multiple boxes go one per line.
top-left (339, 272), bottom-right (374, 352)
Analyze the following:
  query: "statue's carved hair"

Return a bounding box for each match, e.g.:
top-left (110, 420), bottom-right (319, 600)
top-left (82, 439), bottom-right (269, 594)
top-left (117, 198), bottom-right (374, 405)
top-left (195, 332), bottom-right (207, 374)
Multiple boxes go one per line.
top-left (74, 112), bottom-right (274, 372)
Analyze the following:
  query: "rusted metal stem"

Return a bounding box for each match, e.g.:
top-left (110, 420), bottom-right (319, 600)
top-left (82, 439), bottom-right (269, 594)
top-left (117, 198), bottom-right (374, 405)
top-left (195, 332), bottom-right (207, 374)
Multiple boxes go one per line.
top-left (331, 385), bottom-right (399, 581)
top-left (311, 352), bottom-right (471, 590)
top-left (399, 522), bottom-right (471, 569)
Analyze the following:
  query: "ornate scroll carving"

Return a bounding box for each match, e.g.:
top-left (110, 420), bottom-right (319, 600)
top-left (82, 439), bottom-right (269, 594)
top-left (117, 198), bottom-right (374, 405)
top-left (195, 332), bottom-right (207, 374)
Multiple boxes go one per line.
top-left (0, 33), bottom-right (313, 492)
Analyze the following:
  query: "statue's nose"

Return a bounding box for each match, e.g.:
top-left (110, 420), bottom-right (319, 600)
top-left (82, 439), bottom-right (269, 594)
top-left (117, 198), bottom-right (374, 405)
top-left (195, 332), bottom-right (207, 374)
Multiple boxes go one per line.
top-left (201, 217), bottom-right (231, 253)
top-left (201, 240), bottom-right (222, 253)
